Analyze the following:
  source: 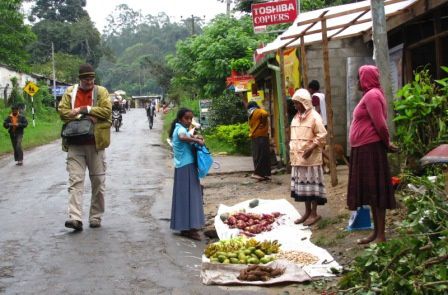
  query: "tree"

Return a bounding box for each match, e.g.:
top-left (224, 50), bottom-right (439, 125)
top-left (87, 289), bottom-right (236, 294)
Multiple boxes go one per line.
top-left (167, 15), bottom-right (269, 99)
top-left (0, 0), bottom-right (36, 71)
top-left (28, 0), bottom-right (89, 23)
top-left (8, 77), bottom-right (25, 107)
top-left (27, 0), bottom-right (103, 66)
top-left (97, 7), bottom-right (191, 96)
top-left (31, 52), bottom-right (84, 83)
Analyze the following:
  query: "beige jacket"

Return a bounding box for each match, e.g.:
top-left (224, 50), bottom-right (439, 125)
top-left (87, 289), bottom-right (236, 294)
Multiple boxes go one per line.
top-left (289, 110), bottom-right (327, 166)
top-left (59, 85), bottom-right (112, 151)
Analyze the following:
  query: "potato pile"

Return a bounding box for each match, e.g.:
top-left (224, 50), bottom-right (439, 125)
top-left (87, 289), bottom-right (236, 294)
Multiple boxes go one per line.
top-left (276, 250), bottom-right (319, 266)
top-left (238, 265), bottom-right (285, 281)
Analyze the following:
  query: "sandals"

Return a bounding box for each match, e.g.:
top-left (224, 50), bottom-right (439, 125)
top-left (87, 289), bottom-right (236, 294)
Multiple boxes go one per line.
top-left (250, 174), bottom-right (271, 182)
top-left (180, 229), bottom-right (202, 241)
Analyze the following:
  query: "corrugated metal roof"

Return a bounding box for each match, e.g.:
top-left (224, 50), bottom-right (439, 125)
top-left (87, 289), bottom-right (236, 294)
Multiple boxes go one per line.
top-left (257, 0), bottom-right (417, 54)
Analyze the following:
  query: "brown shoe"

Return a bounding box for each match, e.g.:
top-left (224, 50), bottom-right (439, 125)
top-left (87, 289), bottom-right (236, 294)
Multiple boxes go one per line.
top-left (89, 220), bottom-right (101, 228)
top-left (65, 219), bottom-right (83, 231)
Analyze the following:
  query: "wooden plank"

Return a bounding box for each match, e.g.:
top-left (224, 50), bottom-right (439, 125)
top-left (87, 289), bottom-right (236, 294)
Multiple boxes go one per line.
top-left (434, 10), bottom-right (443, 79)
top-left (293, 0), bottom-right (406, 28)
top-left (279, 49), bottom-right (290, 165)
top-left (386, 0), bottom-right (448, 31)
top-left (321, 18), bottom-right (338, 187)
top-left (406, 30), bottom-right (448, 49)
top-left (300, 35), bottom-right (309, 88)
top-left (329, 9), bottom-right (370, 39)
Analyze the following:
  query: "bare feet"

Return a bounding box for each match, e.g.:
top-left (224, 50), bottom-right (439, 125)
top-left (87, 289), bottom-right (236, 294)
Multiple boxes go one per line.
top-left (294, 213), bottom-right (310, 224)
top-left (303, 215), bottom-right (321, 226)
top-left (357, 233), bottom-right (377, 245)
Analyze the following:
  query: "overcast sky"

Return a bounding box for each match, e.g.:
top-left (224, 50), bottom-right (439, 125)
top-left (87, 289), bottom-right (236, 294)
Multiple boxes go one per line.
top-left (85, 0), bottom-right (230, 31)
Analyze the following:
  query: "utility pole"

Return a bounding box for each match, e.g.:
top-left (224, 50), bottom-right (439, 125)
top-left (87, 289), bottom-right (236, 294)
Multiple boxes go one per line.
top-left (181, 15), bottom-right (204, 36)
top-left (371, 0), bottom-right (395, 136)
top-left (51, 42), bottom-right (57, 108)
top-left (226, 0), bottom-right (231, 16)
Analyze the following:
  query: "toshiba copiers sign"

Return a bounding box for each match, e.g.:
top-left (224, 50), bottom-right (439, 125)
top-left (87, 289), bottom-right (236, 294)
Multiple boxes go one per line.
top-left (251, 0), bottom-right (298, 27)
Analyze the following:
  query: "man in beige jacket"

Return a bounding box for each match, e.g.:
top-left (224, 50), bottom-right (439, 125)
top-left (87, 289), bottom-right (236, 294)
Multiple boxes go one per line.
top-left (58, 64), bottom-right (112, 231)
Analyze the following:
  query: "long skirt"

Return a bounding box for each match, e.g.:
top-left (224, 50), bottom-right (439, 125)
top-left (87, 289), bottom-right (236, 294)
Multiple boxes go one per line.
top-left (291, 165), bottom-right (327, 205)
top-left (170, 163), bottom-right (205, 231)
top-left (251, 136), bottom-right (271, 177)
top-left (347, 141), bottom-right (396, 210)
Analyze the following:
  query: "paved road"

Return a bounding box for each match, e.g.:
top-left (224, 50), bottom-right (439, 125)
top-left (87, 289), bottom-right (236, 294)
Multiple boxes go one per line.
top-left (0, 109), bottom-right (269, 295)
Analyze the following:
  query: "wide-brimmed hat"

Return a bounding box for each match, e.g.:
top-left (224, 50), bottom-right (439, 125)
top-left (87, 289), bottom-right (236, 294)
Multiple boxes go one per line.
top-left (78, 63), bottom-right (95, 79)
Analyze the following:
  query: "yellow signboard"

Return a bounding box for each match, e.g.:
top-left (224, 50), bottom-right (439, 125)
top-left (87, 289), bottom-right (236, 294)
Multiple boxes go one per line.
top-left (24, 82), bottom-right (39, 97)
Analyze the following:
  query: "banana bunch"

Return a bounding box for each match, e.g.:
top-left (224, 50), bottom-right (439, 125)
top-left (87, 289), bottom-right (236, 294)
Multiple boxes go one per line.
top-left (245, 238), bottom-right (260, 248)
top-left (204, 243), bottom-right (221, 258)
top-left (258, 240), bottom-right (281, 254)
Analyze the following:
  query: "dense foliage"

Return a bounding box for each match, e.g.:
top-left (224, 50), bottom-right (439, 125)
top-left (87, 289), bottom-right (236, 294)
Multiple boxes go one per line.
top-left (167, 15), bottom-right (268, 100)
top-left (208, 91), bottom-right (247, 127)
top-left (0, 0), bottom-right (36, 71)
top-left (339, 174), bottom-right (448, 294)
top-left (393, 67), bottom-right (448, 168)
top-left (98, 4), bottom-right (191, 95)
top-left (204, 123), bottom-right (251, 155)
top-left (31, 52), bottom-right (85, 83)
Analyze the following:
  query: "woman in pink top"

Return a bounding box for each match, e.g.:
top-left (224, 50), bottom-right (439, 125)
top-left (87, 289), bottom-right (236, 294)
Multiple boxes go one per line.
top-left (347, 65), bottom-right (399, 244)
top-left (290, 89), bottom-right (328, 226)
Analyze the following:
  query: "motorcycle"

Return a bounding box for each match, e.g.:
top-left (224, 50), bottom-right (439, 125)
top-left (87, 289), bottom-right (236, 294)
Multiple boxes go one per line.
top-left (112, 110), bottom-right (121, 132)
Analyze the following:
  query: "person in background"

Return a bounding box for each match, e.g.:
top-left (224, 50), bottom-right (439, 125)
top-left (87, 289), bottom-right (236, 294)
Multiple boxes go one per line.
top-left (112, 99), bottom-right (122, 126)
top-left (247, 100), bottom-right (271, 181)
top-left (308, 80), bottom-right (327, 128)
top-left (290, 89), bottom-right (327, 226)
top-left (169, 108), bottom-right (205, 241)
top-left (3, 104), bottom-right (28, 166)
top-left (58, 63), bottom-right (111, 231)
top-left (347, 65), bottom-right (399, 244)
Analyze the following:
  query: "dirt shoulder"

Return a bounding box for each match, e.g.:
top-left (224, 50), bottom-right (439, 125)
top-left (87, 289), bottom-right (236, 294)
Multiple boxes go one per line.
top-left (201, 165), bottom-right (401, 293)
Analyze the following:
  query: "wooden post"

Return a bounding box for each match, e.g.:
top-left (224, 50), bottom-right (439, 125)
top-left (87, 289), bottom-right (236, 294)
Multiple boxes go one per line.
top-left (434, 10), bottom-right (442, 79)
top-left (300, 35), bottom-right (308, 88)
top-left (279, 48), bottom-right (290, 165)
top-left (371, 0), bottom-right (395, 137)
top-left (321, 18), bottom-right (338, 186)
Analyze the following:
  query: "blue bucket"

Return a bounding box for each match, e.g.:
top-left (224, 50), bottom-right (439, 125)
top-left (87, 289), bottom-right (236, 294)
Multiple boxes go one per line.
top-left (346, 206), bottom-right (373, 231)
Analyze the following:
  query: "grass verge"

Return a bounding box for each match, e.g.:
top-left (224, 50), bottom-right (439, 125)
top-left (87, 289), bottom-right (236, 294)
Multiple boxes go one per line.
top-left (0, 105), bottom-right (61, 155)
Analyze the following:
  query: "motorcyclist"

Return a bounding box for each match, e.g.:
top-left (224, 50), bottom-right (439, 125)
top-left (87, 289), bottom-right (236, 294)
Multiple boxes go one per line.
top-left (112, 99), bottom-right (122, 126)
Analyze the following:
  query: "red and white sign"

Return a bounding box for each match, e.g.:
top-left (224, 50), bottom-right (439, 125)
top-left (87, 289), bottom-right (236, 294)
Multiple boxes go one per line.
top-left (251, 0), bottom-right (298, 27)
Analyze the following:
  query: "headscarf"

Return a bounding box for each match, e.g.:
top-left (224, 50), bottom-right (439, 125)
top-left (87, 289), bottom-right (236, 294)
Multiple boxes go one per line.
top-left (247, 100), bottom-right (259, 118)
top-left (358, 65), bottom-right (382, 93)
top-left (292, 88), bottom-right (313, 112)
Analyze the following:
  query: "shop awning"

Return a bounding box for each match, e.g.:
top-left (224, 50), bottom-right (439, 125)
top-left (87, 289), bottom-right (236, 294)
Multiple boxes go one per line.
top-left (257, 0), bottom-right (417, 55)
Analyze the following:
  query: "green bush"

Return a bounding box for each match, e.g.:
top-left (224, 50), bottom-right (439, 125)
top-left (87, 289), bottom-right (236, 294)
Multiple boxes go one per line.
top-left (394, 67), bottom-right (448, 169)
top-left (209, 91), bottom-right (247, 127)
top-left (204, 123), bottom-right (250, 155)
top-left (339, 172), bottom-right (448, 294)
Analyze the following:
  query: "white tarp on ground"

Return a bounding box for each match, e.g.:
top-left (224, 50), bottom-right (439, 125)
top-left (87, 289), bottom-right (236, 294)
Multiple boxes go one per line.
top-left (212, 199), bottom-right (341, 278)
top-left (201, 260), bottom-right (311, 286)
top-left (257, 0), bottom-right (417, 54)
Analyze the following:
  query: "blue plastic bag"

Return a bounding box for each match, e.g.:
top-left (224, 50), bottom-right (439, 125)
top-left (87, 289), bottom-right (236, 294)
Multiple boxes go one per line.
top-left (194, 144), bottom-right (213, 179)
